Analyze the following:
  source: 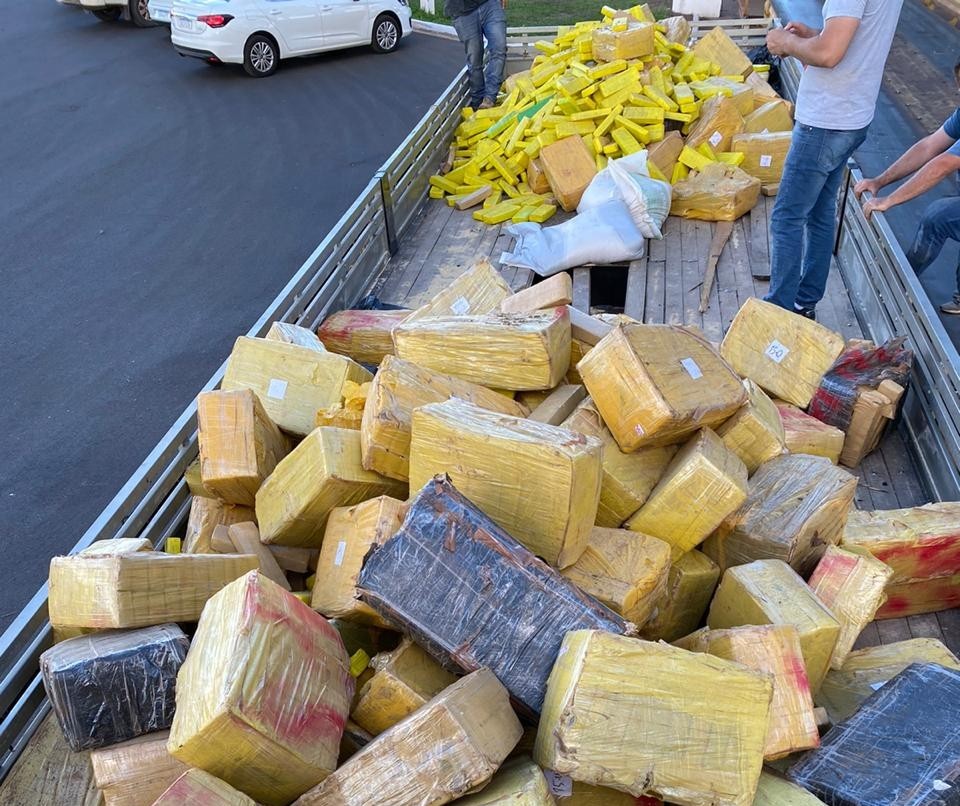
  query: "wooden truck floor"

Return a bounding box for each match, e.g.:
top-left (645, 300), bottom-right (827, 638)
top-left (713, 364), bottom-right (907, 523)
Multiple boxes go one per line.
top-left (2, 197), bottom-right (958, 805)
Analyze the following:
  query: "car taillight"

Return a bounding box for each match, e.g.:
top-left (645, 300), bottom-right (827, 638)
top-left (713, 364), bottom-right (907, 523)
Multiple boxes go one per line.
top-left (198, 13), bottom-right (233, 27)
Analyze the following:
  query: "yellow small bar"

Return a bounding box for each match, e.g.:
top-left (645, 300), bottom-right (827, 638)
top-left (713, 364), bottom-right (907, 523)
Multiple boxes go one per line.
top-left (165, 537), bottom-right (182, 554)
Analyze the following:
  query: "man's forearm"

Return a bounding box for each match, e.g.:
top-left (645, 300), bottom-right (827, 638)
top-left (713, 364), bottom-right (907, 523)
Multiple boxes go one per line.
top-left (881, 158), bottom-right (959, 209)
top-left (874, 139), bottom-right (944, 189)
top-left (781, 35), bottom-right (839, 68)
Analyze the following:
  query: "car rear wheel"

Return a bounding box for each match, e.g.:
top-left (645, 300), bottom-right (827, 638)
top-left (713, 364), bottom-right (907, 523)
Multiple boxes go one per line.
top-left (371, 14), bottom-right (400, 53)
top-left (128, 0), bottom-right (153, 26)
top-left (92, 7), bottom-right (122, 20)
top-left (244, 34), bottom-right (278, 77)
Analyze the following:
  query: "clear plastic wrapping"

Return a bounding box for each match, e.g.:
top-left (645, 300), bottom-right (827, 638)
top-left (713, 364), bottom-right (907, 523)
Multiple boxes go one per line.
top-left (316, 308), bottom-right (409, 366)
top-left (265, 321), bottom-right (327, 352)
top-left (685, 95), bottom-right (746, 152)
top-left (592, 20), bottom-right (654, 61)
top-left (752, 771), bottom-right (826, 805)
top-left (714, 379), bottom-right (786, 474)
top-left (183, 495), bottom-right (255, 554)
top-left (153, 769), bottom-right (256, 805)
top-left (90, 731), bottom-right (190, 806)
top-left (640, 549), bottom-right (720, 642)
top-left (455, 758), bottom-right (554, 805)
top-left (731, 131), bottom-right (792, 185)
top-left (670, 163), bottom-right (760, 222)
top-left (357, 475), bottom-right (631, 717)
top-left (295, 669), bottom-right (522, 806)
top-left (626, 428), bottom-right (748, 559)
top-left (776, 402), bottom-right (845, 463)
top-left (807, 545), bottom-right (894, 668)
top-left (409, 399), bottom-right (603, 568)
top-left (578, 323), bottom-right (747, 451)
top-left (401, 258), bottom-right (512, 324)
top-left (788, 663), bottom-right (960, 806)
top-left (359, 354), bottom-right (528, 481)
top-left (168, 571), bottom-right (354, 806)
top-left (702, 454), bottom-right (857, 576)
top-left (535, 630), bottom-right (772, 805)
top-left (40, 624), bottom-right (189, 752)
top-left (393, 308), bottom-right (572, 392)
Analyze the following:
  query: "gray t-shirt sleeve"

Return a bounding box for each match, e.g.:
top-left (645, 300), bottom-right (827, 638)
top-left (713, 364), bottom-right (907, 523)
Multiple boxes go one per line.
top-left (824, 0), bottom-right (867, 19)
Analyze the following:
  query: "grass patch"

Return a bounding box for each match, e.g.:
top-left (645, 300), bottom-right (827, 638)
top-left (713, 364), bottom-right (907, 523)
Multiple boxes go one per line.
top-left (411, 1), bottom-right (672, 26)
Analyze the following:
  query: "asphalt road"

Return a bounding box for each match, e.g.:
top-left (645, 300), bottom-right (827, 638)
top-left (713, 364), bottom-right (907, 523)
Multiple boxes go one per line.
top-left (0, 4), bottom-right (463, 631)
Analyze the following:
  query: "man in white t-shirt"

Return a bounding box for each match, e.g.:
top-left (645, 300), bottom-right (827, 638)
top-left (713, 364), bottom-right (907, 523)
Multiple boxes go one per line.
top-left (764, 0), bottom-right (903, 319)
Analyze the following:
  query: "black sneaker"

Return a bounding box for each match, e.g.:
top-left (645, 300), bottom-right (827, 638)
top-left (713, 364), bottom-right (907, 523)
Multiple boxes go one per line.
top-left (940, 298), bottom-right (960, 315)
top-left (793, 304), bottom-right (816, 321)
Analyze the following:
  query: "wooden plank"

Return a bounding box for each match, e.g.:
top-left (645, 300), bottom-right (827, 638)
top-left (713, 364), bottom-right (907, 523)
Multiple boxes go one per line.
top-left (748, 196), bottom-right (770, 279)
top-left (715, 219), bottom-right (744, 335)
top-left (573, 268), bottom-right (591, 313)
top-left (500, 273), bottom-right (573, 314)
top-left (937, 609), bottom-right (960, 656)
top-left (876, 426), bottom-right (929, 507)
top-left (404, 210), bottom-right (490, 307)
top-left (379, 202), bottom-right (454, 305)
top-left (511, 268), bottom-right (535, 292)
top-left (908, 613), bottom-right (947, 641)
top-left (646, 224), bottom-right (668, 325)
top-left (853, 621), bottom-right (881, 650)
top-left (858, 450), bottom-right (901, 511)
top-left (699, 221), bottom-right (733, 314)
top-left (664, 216), bottom-right (684, 325)
top-left (876, 617), bottom-right (914, 645)
top-left (729, 213), bottom-right (759, 309)
top-left (624, 256), bottom-right (647, 321)
top-left (680, 218), bottom-right (703, 332)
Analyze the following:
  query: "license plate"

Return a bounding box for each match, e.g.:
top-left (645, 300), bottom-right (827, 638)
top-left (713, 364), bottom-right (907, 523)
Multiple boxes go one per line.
top-left (173, 14), bottom-right (194, 30)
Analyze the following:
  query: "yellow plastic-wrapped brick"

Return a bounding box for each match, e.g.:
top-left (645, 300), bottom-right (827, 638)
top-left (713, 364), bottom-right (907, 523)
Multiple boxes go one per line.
top-left (641, 549), bottom-right (720, 642)
top-left (578, 323), bottom-right (746, 451)
top-left (842, 502), bottom-right (960, 617)
top-left (185, 457), bottom-right (214, 498)
top-left (554, 780), bottom-right (640, 804)
top-left (265, 321), bottom-right (327, 352)
top-left (753, 771), bottom-right (826, 806)
top-left (255, 427), bottom-right (406, 548)
top-left (314, 380), bottom-right (370, 430)
top-left (350, 639), bottom-right (458, 737)
top-left (561, 397), bottom-right (677, 527)
top-left (152, 770), bottom-right (256, 806)
top-left (78, 538), bottom-right (152, 557)
top-left (714, 379), bottom-right (785, 474)
top-left (409, 399), bottom-right (602, 568)
top-left (168, 572), bottom-right (354, 806)
top-left (535, 630), bottom-right (771, 805)
top-left (560, 527), bottom-right (671, 626)
top-left (661, 14), bottom-right (691, 44)
top-left (685, 95), bottom-right (745, 152)
top-left (816, 638), bottom-right (960, 723)
top-left (675, 625), bottom-right (819, 760)
top-left (455, 758), bottom-right (553, 805)
top-left (743, 99), bottom-right (794, 134)
top-left (720, 298), bottom-right (846, 408)
top-left (197, 389), bottom-right (289, 507)
top-left (295, 669), bottom-right (522, 806)
top-left (807, 546), bottom-right (894, 668)
top-left (592, 20), bottom-right (654, 61)
top-left (90, 731), bottom-right (190, 806)
top-left (776, 402), bottom-right (846, 463)
top-left (48, 551), bottom-right (258, 630)
top-left (670, 164), bottom-right (761, 222)
top-left (311, 496), bottom-right (406, 626)
top-left (626, 429), bottom-right (748, 559)
top-left (360, 355), bottom-right (528, 481)
top-left (222, 337), bottom-right (372, 436)
top-left (401, 259), bottom-right (512, 325)
top-left (394, 308), bottom-right (571, 391)
top-left (692, 26), bottom-right (754, 76)
top-left (539, 137), bottom-right (598, 212)
top-left (731, 131), bottom-right (792, 185)
top-left (707, 559), bottom-right (840, 691)
top-left (316, 309), bottom-right (409, 366)
top-left (701, 454), bottom-right (857, 576)
top-left (183, 496), bottom-right (256, 554)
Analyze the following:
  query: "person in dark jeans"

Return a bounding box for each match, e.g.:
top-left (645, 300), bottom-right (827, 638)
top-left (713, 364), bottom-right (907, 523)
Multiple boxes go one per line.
top-left (764, 0), bottom-right (902, 320)
top-left (855, 79), bottom-right (960, 315)
top-left (445, 0), bottom-right (507, 110)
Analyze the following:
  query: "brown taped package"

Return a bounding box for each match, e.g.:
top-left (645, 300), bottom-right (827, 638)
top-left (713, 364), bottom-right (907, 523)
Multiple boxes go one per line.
top-left (401, 258), bottom-right (511, 324)
top-left (692, 26), bottom-right (754, 77)
top-left (295, 669), bottom-right (522, 806)
top-left (685, 95), bottom-right (745, 153)
top-left (394, 307), bottom-right (571, 391)
top-left (676, 625), bottom-right (820, 760)
top-left (626, 429), bottom-right (748, 560)
top-left (538, 136), bottom-right (598, 212)
top-left (701, 454), bottom-right (858, 576)
top-left (560, 527), bottom-right (671, 626)
top-left (744, 99), bottom-right (794, 133)
top-left (647, 131), bottom-right (684, 178)
top-left (256, 427), bottom-right (406, 548)
top-left (409, 399), bottom-right (602, 568)
top-left (641, 549), bottom-right (720, 642)
top-left (152, 770), bottom-right (255, 805)
top-left (670, 164), bottom-right (761, 222)
top-left (183, 496), bottom-right (256, 554)
top-left (592, 20), bottom-right (654, 61)
top-left (316, 309), bottom-right (409, 365)
top-left (197, 389), bottom-right (289, 507)
top-left (715, 378), bottom-right (786, 474)
top-left (526, 157), bottom-right (552, 195)
top-left (221, 337), bottom-right (372, 436)
top-left (776, 402), bottom-right (846, 463)
top-left (731, 131), bottom-right (792, 185)
top-left (360, 354), bottom-right (528, 481)
top-left (561, 397), bottom-right (677, 527)
top-left (578, 323), bottom-right (746, 451)
top-left (311, 496), bottom-right (406, 626)
top-left (90, 732), bottom-right (189, 806)
top-left (265, 322), bottom-right (327, 352)
top-left (720, 298), bottom-right (846, 408)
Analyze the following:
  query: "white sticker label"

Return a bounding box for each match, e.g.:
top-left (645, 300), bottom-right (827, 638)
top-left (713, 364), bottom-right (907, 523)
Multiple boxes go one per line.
top-left (869, 680), bottom-right (886, 691)
top-left (267, 378), bottom-right (288, 400)
top-left (764, 339), bottom-right (790, 364)
top-left (761, 127), bottom-right (770, 134)
top-left (709, 130), bottom-right (723, 147)
top-left (759, 154), bottom-right (773, 168)
top-left (544, 771), bottom-right (573, 797)
top-left (680, 357), bottom-right (703, 379)
top-left (933, 780), bottom-right (951, 792)
top-left (450, 296), bottom-right (470, 315)
top-left (333, 541), bottom-right (347, 567)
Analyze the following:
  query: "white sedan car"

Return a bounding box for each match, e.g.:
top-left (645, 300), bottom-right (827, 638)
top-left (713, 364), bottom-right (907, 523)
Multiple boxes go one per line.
top-left (57, 0), bottom-right (153, 26)
top-left (170, 0), bottom-right (412, 77)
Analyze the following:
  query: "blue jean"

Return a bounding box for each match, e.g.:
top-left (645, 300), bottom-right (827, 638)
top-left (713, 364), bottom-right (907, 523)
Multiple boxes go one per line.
top-left (766, 123), bottom-right (869, 310)
top-left (906, 196), bottom-right (960, 302)
top-left (452, 0), bottom-right (506, 107)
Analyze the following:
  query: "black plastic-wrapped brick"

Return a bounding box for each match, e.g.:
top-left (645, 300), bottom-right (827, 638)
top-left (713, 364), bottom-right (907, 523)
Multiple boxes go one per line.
top-left (356, 475), bottom-right (630, 717)
top-left (40, 623), bottom-right (189, 752)
top-left (788, 662), bottom-right (960, 806)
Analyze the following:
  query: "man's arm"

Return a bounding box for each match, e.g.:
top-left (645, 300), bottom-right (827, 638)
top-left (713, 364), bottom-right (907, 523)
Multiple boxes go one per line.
top-left (855, 128), bottom-right (956, 197)
top-left (766, 16), bottom-right (860, 68)
top-left (863, 151), bottom-right (960, 218)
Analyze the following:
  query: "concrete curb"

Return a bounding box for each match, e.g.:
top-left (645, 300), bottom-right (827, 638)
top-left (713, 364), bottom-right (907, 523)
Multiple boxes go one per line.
top-left (412, 19), bottom-right (459, 40)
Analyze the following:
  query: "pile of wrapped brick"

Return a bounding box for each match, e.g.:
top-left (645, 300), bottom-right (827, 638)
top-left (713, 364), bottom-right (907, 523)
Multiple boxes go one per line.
top-left (430, 8), bottom-right (794, 224)
top-left (40, 260), bottom-right (960, 806)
